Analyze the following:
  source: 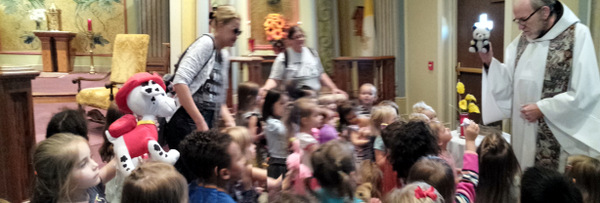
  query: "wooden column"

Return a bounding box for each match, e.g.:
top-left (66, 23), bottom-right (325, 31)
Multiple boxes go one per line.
top-left (0, 70), bottom-right (40, 203)
top-left (33, 31), bottom-right (76, 73)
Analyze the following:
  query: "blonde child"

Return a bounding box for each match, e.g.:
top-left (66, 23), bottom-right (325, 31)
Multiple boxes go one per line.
top-left (318, 93), bottom-right (338, 112)
top-left (371, 105), bottom-right (399, 196)
top-left (285, 98), bottom-right (322, 165)
top-left (121, 161), bottom-right (188, 203)
top-left (262, 89), bottom-right (290, 179)
top-left (412, 101), bottom-right (438, 122)
top-left (406, 121), bottom-right (480, 203)
top-left (357, 83), bottom-right (377, 118)
top-left (284, 98), bottom-right (322, 194)
top-left (32, 133), bottom-right (112, 203)
top-left (385, 182), bottom-right (444, 203)
top-left (222, 126), bottom-right (283, 202)
top-left (372, 105), bottom-right (399, 167)
top-left (476, 132), bottom-right (521, 203)
top-left (565, 155), bottom-right (600, 203)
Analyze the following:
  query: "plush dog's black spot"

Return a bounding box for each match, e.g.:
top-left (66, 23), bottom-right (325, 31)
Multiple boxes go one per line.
top-left (141, 81), bottom-right (149, 86)
top-left (159, 152), bottom-right (163, 156)
top-left (120, 156), bottom-right (128, 162)
top-left (154, 144), bottom-right (161, 151)
top-left (151, 80), bottom-right (156, 84)
top-left (165, 154), bottom-right (168, 158)
top-left (126, 168), bottom-right (130, 171)
top-left (155, 88), bottom-right (159, 92)
top-left (151, 96), bottom-right (156, 102)
top-left (162, 93), bottom-right (165, 96)
top-left (145, 88), bottom-right (152, 93)
top-left (123, 164), bottom-right (127, 168)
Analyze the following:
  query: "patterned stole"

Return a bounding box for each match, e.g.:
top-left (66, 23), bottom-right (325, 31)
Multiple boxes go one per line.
top-left (515, 24), bottom-right (576, 170)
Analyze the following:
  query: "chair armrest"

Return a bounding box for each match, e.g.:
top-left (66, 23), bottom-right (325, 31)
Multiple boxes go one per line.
top-left (72, 72), bottom-right (112, 92)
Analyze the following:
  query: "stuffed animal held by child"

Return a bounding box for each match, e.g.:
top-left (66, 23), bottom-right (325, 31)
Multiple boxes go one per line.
top-left (469, 25), bottom-right (491, 53)
top-left (106, 72), bottom-right (180, 175)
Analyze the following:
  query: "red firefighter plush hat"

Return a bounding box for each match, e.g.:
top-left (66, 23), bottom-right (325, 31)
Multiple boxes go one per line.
top-left (115, 72), bottom-right (166, 114)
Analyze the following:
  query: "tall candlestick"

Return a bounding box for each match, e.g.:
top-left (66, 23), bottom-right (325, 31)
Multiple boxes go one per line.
top-left (87, 19), bottom-right (92, 31)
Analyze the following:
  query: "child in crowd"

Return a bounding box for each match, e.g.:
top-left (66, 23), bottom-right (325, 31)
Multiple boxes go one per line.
top-left (428, 121), bottom-right (458, 177)
top-left (318, 93), bottom-right (338, 112)
top-left (236, 82), bottom-right (268, 169)
top-left (384, 120), bottom-right (440, 180)
top-left (356, 160), bottom-right (383, 201)
top-left (263, 89), bottom-right (289, 179)
top-left (476, 132), bottom-right (521, 203)
top-left (317, 108), bottom-right (339, 144)
top-left (31, 133), bottom-right (113, 203)
top-left (337, 101), bottom-right (360, 141)
top-left (412, 101), bottom-right (438, 122)
top-left (378, 100), bottom-right (399, 115)
top-left (285, 98), bottom-right (322, 167)
top-left (385, 182), bottom-right (444, 203)
top-left (121, 161), bottom-right (188, 203)
top-left (565, 155), bottom-right (600, 203)
top-left (356, 83), bottom-right (377, 118)
top-left (179, 131), bottom-right (246, 203)
top-left (46, 108), bottom-right (88, 139)
top-left (307, 140), bottom-right (363, 202)
top-left (521, 166), bottom-right (583, 203)
top-left (223, 126), bottom-right (283, 202)
top-left (236, 81), bottom-right (262, 139)
top-left (406, 121), bottom-right (479, 203)
top-left (372, 105), bottom-right (398, 167)
top-left (100, 103), bottom-right (126, 203)
top-left (371, 104), bottom-right (399, 196)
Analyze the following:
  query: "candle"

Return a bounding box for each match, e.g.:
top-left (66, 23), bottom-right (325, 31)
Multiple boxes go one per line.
top-left (87, 19), bottom-right (92, 31)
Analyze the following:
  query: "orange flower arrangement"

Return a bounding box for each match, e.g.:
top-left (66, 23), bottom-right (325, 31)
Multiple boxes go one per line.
top-left (264, 13), bottom-right (288, 41)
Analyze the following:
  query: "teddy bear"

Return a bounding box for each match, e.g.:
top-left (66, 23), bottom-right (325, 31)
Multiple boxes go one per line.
top-left (469, 25), bottom-right (491, 53)
top-left (105, 72), bottom-right (180, 175)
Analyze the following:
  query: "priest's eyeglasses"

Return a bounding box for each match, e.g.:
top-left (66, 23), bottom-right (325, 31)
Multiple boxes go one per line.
top-left (513, 6), bottom-right (543, 24)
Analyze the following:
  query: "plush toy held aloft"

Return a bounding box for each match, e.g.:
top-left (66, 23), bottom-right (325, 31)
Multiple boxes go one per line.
top-left (106, 72), bottom-right (179, 175)
top-left (469, 25), bottom-right (491, 53)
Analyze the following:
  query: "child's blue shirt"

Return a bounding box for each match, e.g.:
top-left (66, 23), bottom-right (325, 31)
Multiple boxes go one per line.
top-left (189, 181), bottom-right (235, 203)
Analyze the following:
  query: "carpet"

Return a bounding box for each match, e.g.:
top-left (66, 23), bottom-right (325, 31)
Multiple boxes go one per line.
top-left (32, 72), bottom-right (110, 95)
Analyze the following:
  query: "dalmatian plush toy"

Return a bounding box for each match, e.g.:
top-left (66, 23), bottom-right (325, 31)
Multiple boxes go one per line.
top-left (106, 72), bottom-right (180, 175)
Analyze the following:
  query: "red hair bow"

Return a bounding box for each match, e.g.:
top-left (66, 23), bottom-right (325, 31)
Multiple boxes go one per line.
top-left (414, 186), bottom-right (438, 200)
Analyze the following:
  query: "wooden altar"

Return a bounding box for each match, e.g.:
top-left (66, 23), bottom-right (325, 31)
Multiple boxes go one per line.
top-left (33, 31), bottom-right (77, 73)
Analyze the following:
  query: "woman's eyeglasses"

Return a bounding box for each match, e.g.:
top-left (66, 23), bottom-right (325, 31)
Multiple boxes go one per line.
top-left (513, 6), bottom-right (543, 24)
top-left (233, 28), bottom-right (242, 36)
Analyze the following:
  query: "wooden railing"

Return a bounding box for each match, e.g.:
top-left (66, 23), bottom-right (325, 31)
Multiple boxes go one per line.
top-left (332, 56), bottom-right (396, 101)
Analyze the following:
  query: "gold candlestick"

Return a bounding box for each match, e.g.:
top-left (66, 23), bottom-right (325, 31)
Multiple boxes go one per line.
top-left (86, 31), bottom-right (96, 74)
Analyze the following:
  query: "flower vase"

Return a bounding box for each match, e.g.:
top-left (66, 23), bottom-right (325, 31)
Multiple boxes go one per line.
top-left (459, 113), bottom-right (469, 138)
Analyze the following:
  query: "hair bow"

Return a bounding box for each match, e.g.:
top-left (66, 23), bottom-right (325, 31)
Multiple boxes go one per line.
top-left (414, 186), bottom-right (438, 200)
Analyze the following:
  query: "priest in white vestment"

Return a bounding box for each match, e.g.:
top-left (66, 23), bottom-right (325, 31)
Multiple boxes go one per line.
top-left (478, 0), bottom-right (600, 170)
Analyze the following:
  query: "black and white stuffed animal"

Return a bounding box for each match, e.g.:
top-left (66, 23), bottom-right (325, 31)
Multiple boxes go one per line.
top-left (469, 25), bottom-right (490, 53)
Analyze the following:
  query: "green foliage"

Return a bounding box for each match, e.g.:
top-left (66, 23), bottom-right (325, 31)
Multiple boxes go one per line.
top-left (73, 0), bottom-right (121, 13)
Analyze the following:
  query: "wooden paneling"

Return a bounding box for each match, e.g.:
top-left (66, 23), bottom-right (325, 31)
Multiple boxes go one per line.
top-left (333, 56), bottom-right (395, 101)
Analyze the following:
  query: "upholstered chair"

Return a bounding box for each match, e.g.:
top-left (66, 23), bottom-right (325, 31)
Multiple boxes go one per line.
top-left (73, 34), bottom-right (150, 124)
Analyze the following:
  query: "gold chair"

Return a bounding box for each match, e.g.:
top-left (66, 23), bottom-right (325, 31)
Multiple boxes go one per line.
top-left (73, 34), bottom-right (150, 124)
